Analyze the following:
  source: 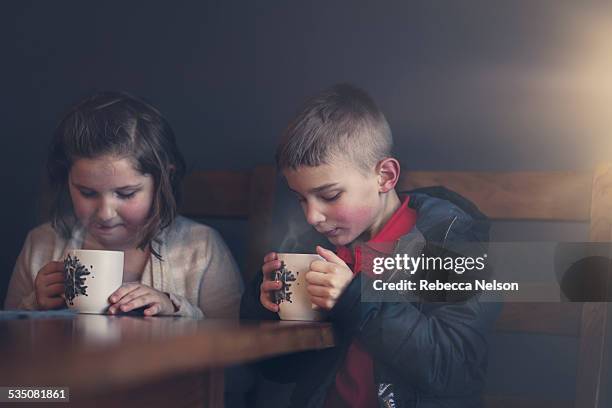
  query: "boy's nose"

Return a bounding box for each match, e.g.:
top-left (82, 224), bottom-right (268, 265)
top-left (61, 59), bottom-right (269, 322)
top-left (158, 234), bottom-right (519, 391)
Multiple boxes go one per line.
top-left (305, 204), bottom-right (325, 226)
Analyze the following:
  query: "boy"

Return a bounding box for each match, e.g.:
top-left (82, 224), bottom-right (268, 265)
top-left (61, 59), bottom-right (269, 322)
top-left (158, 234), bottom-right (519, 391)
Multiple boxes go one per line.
top-left (241, 84), bottom-right (498, 407)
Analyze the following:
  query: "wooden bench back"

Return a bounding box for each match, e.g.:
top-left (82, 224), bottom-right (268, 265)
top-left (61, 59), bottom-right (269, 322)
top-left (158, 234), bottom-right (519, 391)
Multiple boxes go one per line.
top-left (398, 164), bottom-right (612, 408)
top-left (180, 165), bottom-right (276, 284)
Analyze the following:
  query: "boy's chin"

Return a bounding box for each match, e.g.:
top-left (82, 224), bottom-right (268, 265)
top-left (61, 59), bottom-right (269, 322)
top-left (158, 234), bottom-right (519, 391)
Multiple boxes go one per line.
top-left (325, 233), bottom-right (355, 247)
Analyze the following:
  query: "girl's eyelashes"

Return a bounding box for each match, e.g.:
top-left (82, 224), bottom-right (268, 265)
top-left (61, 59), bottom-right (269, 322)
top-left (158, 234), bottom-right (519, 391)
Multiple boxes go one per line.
top-left (116, 191), bottom-right (137, 200)
top-left (77, 188), bottom-right (137, 199)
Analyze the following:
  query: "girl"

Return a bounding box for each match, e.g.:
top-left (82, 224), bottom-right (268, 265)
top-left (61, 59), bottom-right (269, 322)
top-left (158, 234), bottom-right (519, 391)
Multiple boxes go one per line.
top-left (5, 92), bottom-right (243, 318)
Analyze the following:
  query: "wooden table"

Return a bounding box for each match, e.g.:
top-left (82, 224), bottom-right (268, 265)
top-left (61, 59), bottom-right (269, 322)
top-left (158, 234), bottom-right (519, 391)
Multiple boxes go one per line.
top-left (0, 313), bottom-right (335, 407)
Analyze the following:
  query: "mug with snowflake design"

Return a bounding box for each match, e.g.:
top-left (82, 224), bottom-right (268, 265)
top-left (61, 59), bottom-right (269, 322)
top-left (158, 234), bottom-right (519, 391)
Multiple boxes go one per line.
top-left (273, 253), bottom-right (326, 321)
top-left (63, 249), bottom-right (124, 314)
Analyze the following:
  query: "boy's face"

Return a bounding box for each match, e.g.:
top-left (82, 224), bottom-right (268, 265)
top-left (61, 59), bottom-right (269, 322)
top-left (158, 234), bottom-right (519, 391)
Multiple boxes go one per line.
top-left (283, 161), bottom-right (384, 246)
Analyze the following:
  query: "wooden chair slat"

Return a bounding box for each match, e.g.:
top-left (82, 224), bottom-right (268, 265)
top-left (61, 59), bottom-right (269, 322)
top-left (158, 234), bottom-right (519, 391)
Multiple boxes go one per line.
top-left (180, 166), bottom-right (277, 284)
top-left (181, 171), bottom-right (251, 218)
top-left (495, 303), bottom-right (582, 336)
top-left (399, 171), bottom-right (592, 221)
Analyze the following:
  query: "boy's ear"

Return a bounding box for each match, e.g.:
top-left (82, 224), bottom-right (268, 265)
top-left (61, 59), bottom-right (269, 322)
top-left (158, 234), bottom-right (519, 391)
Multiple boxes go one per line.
top-left (376, 158), bottom-right (400, 193)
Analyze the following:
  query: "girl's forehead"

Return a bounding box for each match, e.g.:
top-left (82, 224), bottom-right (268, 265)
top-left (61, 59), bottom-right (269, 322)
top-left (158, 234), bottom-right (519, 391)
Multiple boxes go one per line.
top-left (70, 155), bottom-right (149, 185)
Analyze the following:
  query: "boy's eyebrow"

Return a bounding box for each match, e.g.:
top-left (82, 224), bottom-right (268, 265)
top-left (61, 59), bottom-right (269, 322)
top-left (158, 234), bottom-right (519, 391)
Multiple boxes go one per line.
top-left (310, 183), bottom-right (339, 193)
top-left (287, 183), bottom-right (339, 194)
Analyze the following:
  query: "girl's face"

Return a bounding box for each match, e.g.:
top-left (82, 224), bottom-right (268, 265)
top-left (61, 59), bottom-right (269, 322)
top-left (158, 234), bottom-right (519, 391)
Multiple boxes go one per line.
top-left (68, 154), bottom-right (154, 250)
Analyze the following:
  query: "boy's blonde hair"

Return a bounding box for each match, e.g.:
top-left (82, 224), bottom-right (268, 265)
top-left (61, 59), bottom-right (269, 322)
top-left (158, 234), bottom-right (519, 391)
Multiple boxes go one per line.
top-left (276, 83), bottom-right (392, 173)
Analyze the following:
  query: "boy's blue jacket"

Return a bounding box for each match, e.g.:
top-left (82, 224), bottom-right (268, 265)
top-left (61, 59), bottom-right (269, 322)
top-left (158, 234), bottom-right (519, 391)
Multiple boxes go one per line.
top-left (240, 187), bottom-right (501, 408)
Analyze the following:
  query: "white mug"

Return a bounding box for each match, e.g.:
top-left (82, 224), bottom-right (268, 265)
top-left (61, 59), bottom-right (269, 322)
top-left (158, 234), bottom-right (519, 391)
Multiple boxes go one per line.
top-left (64, 249), bottom-right (124, 314)
top-left (274, 253), bottom-right (325, 321)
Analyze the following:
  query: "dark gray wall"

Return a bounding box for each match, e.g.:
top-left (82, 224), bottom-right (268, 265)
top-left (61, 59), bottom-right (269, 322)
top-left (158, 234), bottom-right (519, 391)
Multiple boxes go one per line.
top-left (3, 0), bottom-right (611, 296)
top-left (2, 0), bottom-right (611, 404)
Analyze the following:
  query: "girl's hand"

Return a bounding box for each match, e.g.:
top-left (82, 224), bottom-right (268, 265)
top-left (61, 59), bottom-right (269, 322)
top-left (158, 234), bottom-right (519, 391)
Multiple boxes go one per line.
top-left (260, 252), bottom-right (282, 313)
top-left (34, 261), bottom-right (66, 310)
top-left (108, 283), bottom-right (175, 316)
top-left (306, 246), bottom-right (354, 310)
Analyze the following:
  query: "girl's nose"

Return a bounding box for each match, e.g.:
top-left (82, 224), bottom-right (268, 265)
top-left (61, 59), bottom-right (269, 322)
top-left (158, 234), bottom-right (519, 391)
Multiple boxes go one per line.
top-left (96, 198), bottom-right (117, 222)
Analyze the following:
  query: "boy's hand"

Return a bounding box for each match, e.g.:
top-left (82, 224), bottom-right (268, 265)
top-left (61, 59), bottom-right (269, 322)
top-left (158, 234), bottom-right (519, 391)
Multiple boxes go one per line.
top-left (260, 252), bottom-right (282, 313)
top-left (306, 246), bottom-right (354, 310)
top-left (35, 261), bottom-right (66, 310)
top-left (108, 283), bottom-right (175, 316)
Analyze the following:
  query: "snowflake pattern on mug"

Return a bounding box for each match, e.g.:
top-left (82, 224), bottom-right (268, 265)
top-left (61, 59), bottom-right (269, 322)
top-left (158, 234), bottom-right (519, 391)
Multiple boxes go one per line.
top-left (273, 261), bottom-right (297, 304)
top-left (378, 383), bottom-right (396, 408)
top-left (64, 254), bottom-right (92, 305)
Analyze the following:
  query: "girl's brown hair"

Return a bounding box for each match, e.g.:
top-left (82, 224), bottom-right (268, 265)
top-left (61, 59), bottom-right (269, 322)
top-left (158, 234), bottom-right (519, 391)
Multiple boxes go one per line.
top-left (47, 91), bottom-right (186, 259)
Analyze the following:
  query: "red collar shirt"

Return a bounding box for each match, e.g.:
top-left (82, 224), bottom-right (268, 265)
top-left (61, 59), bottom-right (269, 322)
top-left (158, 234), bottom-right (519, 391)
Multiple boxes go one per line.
top-left (325, 196), bottom-right (416, 408)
